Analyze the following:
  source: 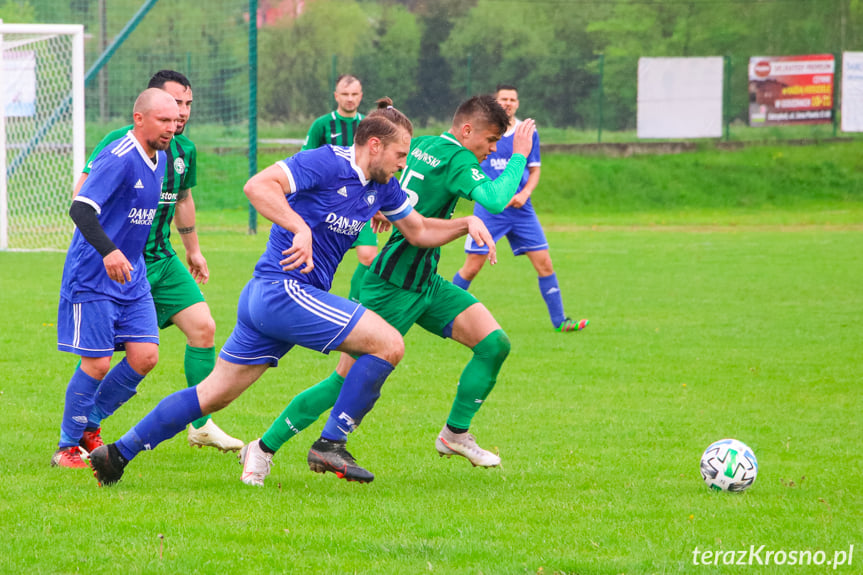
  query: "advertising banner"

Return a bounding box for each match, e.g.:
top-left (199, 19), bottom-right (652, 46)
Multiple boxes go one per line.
top-left (3, 50), bottom-right (36, 117)
top-left (637, 57), bottom-right (724, 139)
top-left (748, 54), bottom-right (834, 126)
top-left (841, 52), bottom-right (863, 132)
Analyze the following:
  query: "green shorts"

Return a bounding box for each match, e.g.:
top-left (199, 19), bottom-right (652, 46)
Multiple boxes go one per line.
top-left (146, 255), bottom-right (206, 329)
top-left (360, 271), bottom-right (478, 338)
top-left (351, 224), bottom-right (377, 248)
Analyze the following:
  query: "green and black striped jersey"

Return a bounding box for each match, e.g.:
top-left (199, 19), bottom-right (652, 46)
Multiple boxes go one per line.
top-left (371, 132), bottom-right (490, 292)
top-left (302, 111), bottom-right (364, 149)
top-left (84, 126), bottom-right (197, 263)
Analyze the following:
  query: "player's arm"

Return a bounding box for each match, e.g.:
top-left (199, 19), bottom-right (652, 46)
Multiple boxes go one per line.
top-left (175, 188), bottom-right (209, 284)
top-left (244, 163), bottom-right (314, 273)
top-left (68, 199), bottom-right (133, 284)
top-left (393, 211), bottom-right (497, 265)
top-left (469, 119), bottom-right (536, 214)
top-left (508, 166), bottom-right (540, 209)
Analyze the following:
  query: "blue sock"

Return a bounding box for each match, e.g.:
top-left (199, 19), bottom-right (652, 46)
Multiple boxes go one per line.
top-left (88, 358), bottom-right (144, 428)
top-left (321, 355), bottom-right (394, 441)
top-left (59, 366), bottom-right (102, 448)
top-left (539, 273), bottom-right (566, 327)
top-left (115, 387), bottom-right (202, 462)
top-left (452, 271), bottom-right (471, 290)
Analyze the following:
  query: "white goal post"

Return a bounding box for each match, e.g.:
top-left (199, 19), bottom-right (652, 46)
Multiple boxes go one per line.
top-left (1, 22), bottom-right (84, 251)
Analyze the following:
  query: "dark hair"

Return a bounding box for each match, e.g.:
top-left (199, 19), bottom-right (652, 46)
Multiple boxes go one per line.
top-left (355, 97), bottom-right (413, 145)
top-left (335, 74), bottom-right (361, 89)
top-left (496, 83), bottom-right (518, 94)
top-left (452, 94), bottom-right (508, 137)
top-left (148, 70), bottom-right (192, 90)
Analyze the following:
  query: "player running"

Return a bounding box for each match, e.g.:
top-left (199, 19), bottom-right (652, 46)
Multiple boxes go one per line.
top-left (239, 95), bottom-right (536, 486)
top-left (89, 99), bottom-right (496, 486)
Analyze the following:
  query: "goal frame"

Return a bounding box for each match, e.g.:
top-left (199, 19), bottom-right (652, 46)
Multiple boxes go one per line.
top-left (0, 22), bottom-right (84, 250)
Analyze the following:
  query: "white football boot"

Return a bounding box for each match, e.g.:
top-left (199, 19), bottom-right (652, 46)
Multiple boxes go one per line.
top-left (187, 419), bottom-right (244, 452)
top-left (435, 425), bottom-right (501, 467)
top-left (239, 439), bottom-right (273, 487)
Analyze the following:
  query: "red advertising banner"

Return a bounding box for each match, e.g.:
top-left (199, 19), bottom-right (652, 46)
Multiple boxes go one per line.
top-left (748, 54), bottom-right (834, 126)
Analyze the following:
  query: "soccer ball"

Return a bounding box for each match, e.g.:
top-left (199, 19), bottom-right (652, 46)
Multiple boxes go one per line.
top-left (700, 438), bottom-right (758, 492)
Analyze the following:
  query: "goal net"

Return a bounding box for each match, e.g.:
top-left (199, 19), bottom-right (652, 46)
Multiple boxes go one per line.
top-left (1, 23), bottom-right (84, 251)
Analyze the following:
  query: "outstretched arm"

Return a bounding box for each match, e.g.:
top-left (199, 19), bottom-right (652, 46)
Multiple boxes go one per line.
top-left (470, 119), bottom-right (536, 214)
top-left (244, 164), bottom-right (314, 273)
top-left (175, 188), bottom-right (209, 284)
top-left (393, 211), bottom-right (497, 265)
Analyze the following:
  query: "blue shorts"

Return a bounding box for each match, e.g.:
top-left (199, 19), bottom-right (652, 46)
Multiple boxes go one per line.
top-left (219, 278), bottom-right (365, 367)
top-left (57, 295), bottom-right (159, 357)
top-left (465, 200), bottom-right (548, 256)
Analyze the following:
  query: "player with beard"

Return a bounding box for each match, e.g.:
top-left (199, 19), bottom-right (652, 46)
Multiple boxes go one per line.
top-left (74, 70), bottom-right (243, 455)
top-left (89, 99), bottom-right (497, 486)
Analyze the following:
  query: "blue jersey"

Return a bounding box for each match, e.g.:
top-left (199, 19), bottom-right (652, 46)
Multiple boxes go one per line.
top-left (253, 145), bottom-right (412, 291)
top-left (480, 120), bottom-right (541, 198)
top-left (60, 132), bottom-right (165, 304)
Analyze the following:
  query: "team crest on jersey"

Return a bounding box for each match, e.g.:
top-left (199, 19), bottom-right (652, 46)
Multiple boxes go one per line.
top-left (364, 191), bottom-right (376, 206)
top-left (174, 157), bottom-right (186, 175)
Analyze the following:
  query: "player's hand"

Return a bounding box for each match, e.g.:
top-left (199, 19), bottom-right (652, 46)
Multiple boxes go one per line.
top-left (371, 211), bottom-right (391, 234)
top-left (512, 118), bottom-right (536, 158)
top-left (506, 190), bottom-right (530, 209)
top-left (103, 249), bottom-right (133, 284)
top-left (466, 216), bottom-right (497, 265)
top-left (280, 227), bottom-right (314, 273)
top-left (186, 251), bottom-right (210, 285)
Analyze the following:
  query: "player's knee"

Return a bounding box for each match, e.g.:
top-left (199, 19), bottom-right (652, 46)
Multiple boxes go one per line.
top-left (82, 357), bottom-right (111, 380)
top-left (379, 330), bottom-right (405, 366)
top-left (185, 314), bottom-right (216, 348)
top-left (128, 347), bottom-right (159, 375)
top-left (475, 329), bottom-right (511, 365)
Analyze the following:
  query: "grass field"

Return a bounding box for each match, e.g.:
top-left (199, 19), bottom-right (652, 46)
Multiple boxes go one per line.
top-left (1, 143), bottom-right (862, 574)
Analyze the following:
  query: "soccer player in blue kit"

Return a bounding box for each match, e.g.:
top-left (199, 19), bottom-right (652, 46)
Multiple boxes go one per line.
top-left (453, 85), bottom-right (588, 333)
top-left (52, 89), bottom-right (179, 468)
top-left (90, 99), bottom-right (496, 485)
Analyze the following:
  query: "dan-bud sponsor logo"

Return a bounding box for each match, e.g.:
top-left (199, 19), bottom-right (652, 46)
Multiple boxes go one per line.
top-left (325, 212), bottom-right (365, 236)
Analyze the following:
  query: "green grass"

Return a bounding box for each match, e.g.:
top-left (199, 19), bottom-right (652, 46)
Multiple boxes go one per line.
top-left (2, 142), bottom-right (863, 573)
top-left (1, 217), bottom-right (861, 574)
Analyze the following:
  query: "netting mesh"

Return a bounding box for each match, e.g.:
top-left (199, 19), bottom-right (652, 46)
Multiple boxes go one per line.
top-left (3, 30), bottom-right (78, 250)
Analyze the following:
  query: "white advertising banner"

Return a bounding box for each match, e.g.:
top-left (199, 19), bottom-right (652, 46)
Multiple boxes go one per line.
top-left (3, 50), bottom-right (36, 117)
top-left (637, 57), bottom-right (724, 139)
top-left (841, 52), bottom-right (863, 132)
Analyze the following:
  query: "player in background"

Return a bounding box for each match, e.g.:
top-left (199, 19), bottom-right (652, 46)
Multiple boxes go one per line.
top-left (53, 89), bottom-right (178, 468)
top-left (75, 70), bottom-right (243, 453)
top-left (237, 95), bottom-right (535, 488)
top-left (303, 74), bottom-right (377, 303)
top-left (89, 99), bottom-right (497, 486)
top-left (453, 85), bottom-right (588, 334)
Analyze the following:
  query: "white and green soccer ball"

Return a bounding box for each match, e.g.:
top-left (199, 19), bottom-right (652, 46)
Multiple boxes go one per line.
top-left (700, 439), bottom-right (758, 492)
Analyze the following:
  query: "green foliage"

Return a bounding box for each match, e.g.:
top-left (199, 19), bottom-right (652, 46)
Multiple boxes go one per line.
top-left (259, 0), bottom-right (374, 122)
top-left (0, 0), bottom-right (34, 22)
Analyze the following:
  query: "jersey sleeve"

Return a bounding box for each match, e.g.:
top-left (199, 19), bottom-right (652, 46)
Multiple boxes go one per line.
top-left (379, 180), bottom-right (413, 222)
top-left (445, 149), bottom-right (491, 199)
top-left (76, 147), bottom-right (132, 212)
top-left (277, 147), bottom-right (329, 194)
top-left (184, 140), bottom-right (198, 189)
top-left (301, 116), bottom-right (327, 151)
top-left (527, 130), bottom-right (541, 167)
top-left (82, 126), bottom-right (131, 174)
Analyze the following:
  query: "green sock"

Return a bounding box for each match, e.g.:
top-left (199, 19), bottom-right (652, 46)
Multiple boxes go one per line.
top-left (185, 344), bottom-right (215, 429)
top-left (348, 262), bottom-right (370, 302)
top-left (261, 371), bottom-right (345, 453)
top-left (447, 329), bottom-right (511, 429)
